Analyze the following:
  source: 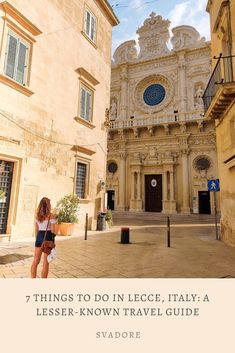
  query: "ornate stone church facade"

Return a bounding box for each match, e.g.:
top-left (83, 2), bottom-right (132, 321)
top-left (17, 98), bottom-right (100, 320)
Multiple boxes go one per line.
top-left (107, 13), bottom-right (219, 214)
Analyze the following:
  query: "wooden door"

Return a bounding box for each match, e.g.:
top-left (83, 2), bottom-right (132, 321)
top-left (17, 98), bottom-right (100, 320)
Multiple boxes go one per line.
top-left (145, 174), bottom-right (162, 212)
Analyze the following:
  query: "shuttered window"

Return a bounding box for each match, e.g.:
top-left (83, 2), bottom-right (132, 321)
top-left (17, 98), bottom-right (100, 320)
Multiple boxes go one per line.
top-left (4, 31), bottom-right (29, 85)
top-left (84, 9), bottom-right (96, 42)
top-left (76, 163), bottom-right (87, 199)
top-left (80, 85), bottom-right (92, 121)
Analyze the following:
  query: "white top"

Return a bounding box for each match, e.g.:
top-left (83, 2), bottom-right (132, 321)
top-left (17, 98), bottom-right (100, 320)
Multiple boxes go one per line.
top-left (36, 218), bottom-right (56, 231)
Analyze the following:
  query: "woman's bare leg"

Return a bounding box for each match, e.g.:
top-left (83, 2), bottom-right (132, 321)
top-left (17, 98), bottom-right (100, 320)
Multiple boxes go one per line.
top-left (41, 253), bottom-right (49, 278)
top-left (31, 247), bottom-right (42, 278)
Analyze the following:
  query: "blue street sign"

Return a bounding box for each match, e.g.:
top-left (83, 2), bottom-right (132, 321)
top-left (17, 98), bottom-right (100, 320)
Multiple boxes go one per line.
top-left (208, 179), bottom-right (220, 192)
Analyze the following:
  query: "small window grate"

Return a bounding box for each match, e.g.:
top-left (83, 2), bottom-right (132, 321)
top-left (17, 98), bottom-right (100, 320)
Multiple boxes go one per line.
top-left (76, 163), bottom-right (86, 199)
top-left (0, 160), bottom-right (14, 234)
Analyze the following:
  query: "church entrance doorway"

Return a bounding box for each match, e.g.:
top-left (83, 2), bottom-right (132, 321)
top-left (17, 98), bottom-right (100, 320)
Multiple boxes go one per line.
top-left (198, 191), bottom-right (211, 214)
top-left (145, 174), bottom-right (162, 212)
top-left (0, 160), bottom-right (14, 234)
top-left (107, 190), bottom-right (115, 210)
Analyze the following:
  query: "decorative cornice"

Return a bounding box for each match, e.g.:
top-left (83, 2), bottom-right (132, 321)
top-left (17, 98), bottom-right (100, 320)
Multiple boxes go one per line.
top-left (71, 145), bottom-right (96, 156)
top-left (94, 0), bottom-right (119, 27)
top-left (112, 43), bottom-right (210, 72)
top-left (0, 1), bottom-right (42, 36)
top-left (76, 67), bottom-right (99, 86)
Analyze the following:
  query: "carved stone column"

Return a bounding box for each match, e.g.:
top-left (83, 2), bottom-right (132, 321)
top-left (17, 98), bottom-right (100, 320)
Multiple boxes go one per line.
top-left (162, 171), bottom-right (167, 201)
top-left (131, 172), bottom-right (135, 201)
top-left (169, 170), bottom-right (177, 213)
top-left (162, 171), bottom-right (168, 211)
top-left (117, 152), bottom-right (126, 211)
top-left (181, 150), bottom-right (190, 213)
top-left (137, 172), bottom-right (141, 200)
top-left (178, 53), bottom-right (187, 114)
top-left (170, 171), bottom-right (174, 200)
top-left (162, 169), bottom-right (177, 213)
top-left (120, 65), bottom-right (128, 120)
top-left (135, 169), bottom-right (143, 211)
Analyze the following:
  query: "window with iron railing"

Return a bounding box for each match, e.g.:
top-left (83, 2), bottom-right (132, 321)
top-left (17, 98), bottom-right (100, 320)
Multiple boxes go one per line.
top-left (203, 54), bottom-right (235, 112)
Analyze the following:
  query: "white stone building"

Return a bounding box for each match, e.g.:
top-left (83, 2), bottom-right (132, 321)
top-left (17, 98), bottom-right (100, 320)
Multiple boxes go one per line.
top-left (107, 13), bottom-right (219, 214)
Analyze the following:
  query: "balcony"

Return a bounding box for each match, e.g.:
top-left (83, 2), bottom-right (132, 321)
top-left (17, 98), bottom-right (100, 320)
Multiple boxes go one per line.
top-left (203, 54), bottom-right (235, 119)
top-left (109, 110), bottom-right (204, 130)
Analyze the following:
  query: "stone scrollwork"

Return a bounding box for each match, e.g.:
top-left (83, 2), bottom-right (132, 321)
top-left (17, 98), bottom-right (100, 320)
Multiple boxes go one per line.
top-left (148, 146), bottom-right (156, 158)
top-left (179, 135), bottom-right (190, 155)
top-left (171, 25), bottom-right (206, 51)
top-left (164, 124), bottom-right (170, 135)
top-left (113, 40), bottom-right (137, 65)
top-left (119, 151), bottom-right (127, 160)
top-left (137, 12), bottom-right (170, 60)
top-left (118, 129), bottom-right (125, 140)
top-left (133, 127), bottom-right (139, 138)
top-left (180, 122), bottom-right (187, 134)
top-left (148, 126), bottom-right (154, 136)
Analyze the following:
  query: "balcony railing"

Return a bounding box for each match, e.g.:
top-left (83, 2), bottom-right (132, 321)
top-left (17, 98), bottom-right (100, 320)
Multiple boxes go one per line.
top-left (203, 54), bottom-right (235, 113)
top-left (109, 110), bottom-right (204, 130)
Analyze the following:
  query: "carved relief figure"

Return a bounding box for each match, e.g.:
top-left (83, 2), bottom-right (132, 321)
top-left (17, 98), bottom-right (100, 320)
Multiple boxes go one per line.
top-left (110, 99), bottom-right (117, 120)
top-left (194, 85), bottom-right (204, 107)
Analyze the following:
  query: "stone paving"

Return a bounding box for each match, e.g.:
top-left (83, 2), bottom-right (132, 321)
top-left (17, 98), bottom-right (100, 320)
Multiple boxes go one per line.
top-left (0, 213), bottom-right (235, 279)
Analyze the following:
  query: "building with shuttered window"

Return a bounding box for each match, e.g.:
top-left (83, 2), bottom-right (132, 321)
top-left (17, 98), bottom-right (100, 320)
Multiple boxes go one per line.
top-left (0, 0), bottom-right (118, 239)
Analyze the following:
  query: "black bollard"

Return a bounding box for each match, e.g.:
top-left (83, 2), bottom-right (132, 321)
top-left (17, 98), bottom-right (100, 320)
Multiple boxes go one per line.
top-left (167, 216), bottom-right (171, 248)
top-left (120, 227), bottom-right (130, 244)
top-left (84, 213), bottom-right (88, 240)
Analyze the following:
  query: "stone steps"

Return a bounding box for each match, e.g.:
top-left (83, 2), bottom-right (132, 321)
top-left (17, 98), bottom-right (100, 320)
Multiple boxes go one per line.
top-left (112, 211), bottom-right (218, 225)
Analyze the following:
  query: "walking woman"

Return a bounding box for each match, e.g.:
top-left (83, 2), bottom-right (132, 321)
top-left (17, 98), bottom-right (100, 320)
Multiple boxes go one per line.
top-left (31, 197), bottom-right (56, 278)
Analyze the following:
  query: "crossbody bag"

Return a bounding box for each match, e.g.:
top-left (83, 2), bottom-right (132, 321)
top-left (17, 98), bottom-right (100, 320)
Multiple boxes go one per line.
top-left (41, 215), bottom-right (55, 255)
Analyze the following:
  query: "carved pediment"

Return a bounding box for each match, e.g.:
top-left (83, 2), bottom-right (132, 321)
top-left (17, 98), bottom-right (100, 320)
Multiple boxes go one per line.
top-left (137, 12), bottom-right (170, 60)
top-left (113, 40), bottom-right (137, 65)
top-left (171, 25), bottom-right (206, 51)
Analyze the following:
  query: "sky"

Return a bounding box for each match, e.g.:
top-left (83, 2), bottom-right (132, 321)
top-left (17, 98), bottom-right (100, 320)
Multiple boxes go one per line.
top-left (110, 0), bottom-right (210, 55)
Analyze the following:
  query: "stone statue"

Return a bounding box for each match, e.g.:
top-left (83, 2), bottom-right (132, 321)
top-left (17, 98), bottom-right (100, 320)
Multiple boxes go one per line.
top-left (110, 99), bottom-right (117, 120)
top-left (194, 86), bottom-right (204, 107)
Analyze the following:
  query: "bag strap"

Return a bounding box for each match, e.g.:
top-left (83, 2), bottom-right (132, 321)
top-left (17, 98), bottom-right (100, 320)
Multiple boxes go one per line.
top-left (43, 214), bottom-right (51, 242)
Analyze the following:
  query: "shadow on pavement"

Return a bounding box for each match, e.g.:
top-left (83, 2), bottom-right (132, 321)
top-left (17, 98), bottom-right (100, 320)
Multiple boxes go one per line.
top-left (0, 254), bottom-right (33, 265)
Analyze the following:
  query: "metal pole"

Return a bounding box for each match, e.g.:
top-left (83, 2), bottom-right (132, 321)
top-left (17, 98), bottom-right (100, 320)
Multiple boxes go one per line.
top-left (214, 193), bottom-right (219, 240)
top-left (167, 216), bottom-right (171, 247)
top-left (84, 213), bottom-right (88, 240)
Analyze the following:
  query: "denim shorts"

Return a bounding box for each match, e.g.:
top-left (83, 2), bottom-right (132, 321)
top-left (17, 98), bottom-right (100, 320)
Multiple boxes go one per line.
top-left (35, 231), bottom-right (55, 247)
